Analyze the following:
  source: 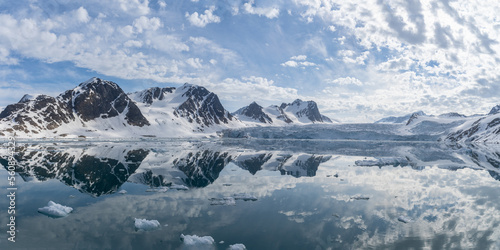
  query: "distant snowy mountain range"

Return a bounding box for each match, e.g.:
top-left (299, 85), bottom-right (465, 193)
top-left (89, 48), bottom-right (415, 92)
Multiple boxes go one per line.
top-left (1, 77), bottom-right (499, 144)
top-left (232, 100), bottom-right (336, 125)
top-left (374, 107), bottom-right (500, 144)
top-left (0, 77), bottom-right (333, 138)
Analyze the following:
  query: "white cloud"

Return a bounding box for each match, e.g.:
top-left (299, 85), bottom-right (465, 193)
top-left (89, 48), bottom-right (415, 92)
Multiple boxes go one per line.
top-left (338, 50), bottom-right (369, 65)
top-left (124, 40), bottom-right (143, 48)
top-left (243, 0), bottom-right (279, 19)
top-left (119, 25), bottom-right (134, 37)
top-left (150, 34), bottom-right (190, 53)
top-left (186, 58), bottom-right (203, 69)
top-left (133, 16), bottom-right (162, 33)
top-left (117, 0), bottom-right (150, 16)
top-left (75, 7), bottom-right (91, 23)
top-left (281, 55), bottom-right (316, 68)
top-left (185, 6), bottom-right (221, 27)
top-left (0, 47), bottom-right (18, 65)
top-left (158, 1), bottom-right (166, 9)
top-left (290, 55), bottom-right (307, 61)
top-left (281, 60), bottom-right (298, 67)
top-left (202, 76), bottom-right (299, 110)
top-left (328, 77), bottom-right (364, 86)
top-left (188, 37), bottom-right (239, 63)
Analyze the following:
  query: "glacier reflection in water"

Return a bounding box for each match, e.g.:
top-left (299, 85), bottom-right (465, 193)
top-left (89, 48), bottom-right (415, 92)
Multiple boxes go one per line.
top-left (1, 139), bottom-right (500, 249)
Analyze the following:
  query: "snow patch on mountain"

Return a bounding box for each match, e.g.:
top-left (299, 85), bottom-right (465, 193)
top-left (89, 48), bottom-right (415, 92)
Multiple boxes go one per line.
top-left (233, 99), bottom-right (335, 126)
top-left (488, 105), bottom-right (500, 115)
top-left (445, 112), bottom-right (500, 144)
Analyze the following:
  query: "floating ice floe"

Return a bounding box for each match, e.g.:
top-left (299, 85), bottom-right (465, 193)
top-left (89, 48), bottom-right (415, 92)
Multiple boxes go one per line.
top-left (170, 184), bottom-right (189, 190)
top-left (233, 193), bottom-right (257, 201)
top-left (228, 243), bottom-right (247, 250)
top-left (180, 234), bottom-right (215, 246)
top-left (146, 187), bottom-right (168, 192)
top-left (355, 157), bottom-right (409, 167)
top-left (134, 218), bottom-right (161, 231)
top-left (38, 201), bottom-right (73, 218)
top-left (397, 215), bottom-right (413, 223)
top-left (118, 190), bottom-right (127, 194)
top-left (209, 197), bottom-right (236, 206)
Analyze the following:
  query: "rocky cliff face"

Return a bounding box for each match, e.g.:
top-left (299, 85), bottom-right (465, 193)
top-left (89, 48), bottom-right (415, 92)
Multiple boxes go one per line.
top-left (58, 77), bottom-right (149, 126)
top-left (0, 94), bottom-right (74, 134)
top-left (173, 84), bottom-right (235, 127)
top-left (233, 99), bottom-right (333, 125)
top-left (233, 102), bottom-right (273, 124)
top-left (280, 99), bottom-right (333, 123)
top-left (0, 78), bottom-right (243, 137)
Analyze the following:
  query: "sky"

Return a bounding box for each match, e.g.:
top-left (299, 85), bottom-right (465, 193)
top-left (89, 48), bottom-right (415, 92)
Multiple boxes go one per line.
top-left (0, 0), bottom-right (499, 122)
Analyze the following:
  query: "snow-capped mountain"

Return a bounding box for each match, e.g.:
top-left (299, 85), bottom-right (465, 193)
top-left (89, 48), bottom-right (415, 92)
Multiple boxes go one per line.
top-left (0, 78), bottom-right (150, 138)
top-left (280, 99), bottom-right (333, 123)
top-left (59, 77), bottom-right (150, 126)
top-left (445, 112), bottom-right (500, 144)
top-left (488, 105), bottom-right (500, 115)
top-left (375, 111), bottom-right (426, 124)
top-left (232, 102), bottom-right (274, 124)
top-left (232, 99), bottom-right (334, 125)
top-left (0, 78), bottom-right (243, 138)
top-left (128, 83), bottom-right (242, 135)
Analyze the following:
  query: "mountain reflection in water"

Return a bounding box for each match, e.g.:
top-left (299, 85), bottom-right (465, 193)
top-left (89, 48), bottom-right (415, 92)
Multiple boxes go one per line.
top-left (1, 139), bottom-right (499, 249)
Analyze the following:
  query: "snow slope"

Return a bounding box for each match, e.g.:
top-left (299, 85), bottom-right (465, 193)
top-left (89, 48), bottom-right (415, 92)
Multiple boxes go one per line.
top-left (232, 99), bottom-right (335, 126)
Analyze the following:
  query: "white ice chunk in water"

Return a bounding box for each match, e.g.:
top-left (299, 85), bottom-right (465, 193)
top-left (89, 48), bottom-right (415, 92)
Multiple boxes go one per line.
top-left (229, 243), bottom-right (247, 250)
top-left (118, 190), bottom-right (127, 194)
top-left (38, 201), bottom-right (73, 218)
top-left (134, 218), bottom-right (161, 231)
top-left (233, 193), bottom-right (257, 201)
top-left (170, 184), bottom-right (189, 190)
top-left (355, 157), bottom-right (409, 167)
top-left (209, 197), bottom-right (236, 206)
top-left (146, 187), bottom-right (168, 192)
top-left (180, 234), bottom-right (215, 246)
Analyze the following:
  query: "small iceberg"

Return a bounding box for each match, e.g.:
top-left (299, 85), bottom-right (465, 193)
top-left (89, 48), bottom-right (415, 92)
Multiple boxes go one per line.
top-left (170, 184), bottom-right (189, 190)
top-left (233, 193), bottom-right (257, 201)
top-left (229, 243), bottom-right (247, 250)
top-left (146, 187), bottom-right (168, 192)
top-left (209, 197), bottom-right (236, 206)
top-left (118, 190), bottom-right (127, 194)
top-left (355, 157), bottom-right (409, 167)
top-left (134, 218), bottom-right (161, 231)
top-left (180, 234), bottom-right (215, 246)
top-left (397, 215), bottom-right (412, 223)
top-left (38, 201), bottom-right (73, 218)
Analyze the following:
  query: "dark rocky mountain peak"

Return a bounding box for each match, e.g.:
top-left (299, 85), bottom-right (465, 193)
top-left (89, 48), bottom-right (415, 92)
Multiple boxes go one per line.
top-left (488, 105), bottom-right (500, 115)
top-left (233, 102), bottom-right (273, 124)
top-left (173, 83), bottom-right (235, 128)
top-left (133, 87), bottom-right (176, 105)
top-left (406, 111), bottom-right (427, 125)
top-left (59, 77), bottom-right (149, 126)
top-left (0, 94), bottom-right (74, 134)
top-left (281, 99), bottom-right (332, 123)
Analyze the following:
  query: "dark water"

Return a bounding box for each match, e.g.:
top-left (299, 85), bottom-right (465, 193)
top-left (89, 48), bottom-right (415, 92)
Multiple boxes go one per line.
top-left (1, 139), bottom-right (500, 249)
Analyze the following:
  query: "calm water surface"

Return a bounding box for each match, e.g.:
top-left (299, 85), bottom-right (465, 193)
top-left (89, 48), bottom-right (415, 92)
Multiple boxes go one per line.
top-left (1, 139), bottom-right (500, 249)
